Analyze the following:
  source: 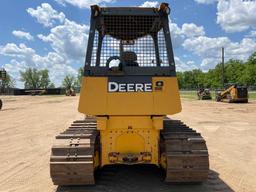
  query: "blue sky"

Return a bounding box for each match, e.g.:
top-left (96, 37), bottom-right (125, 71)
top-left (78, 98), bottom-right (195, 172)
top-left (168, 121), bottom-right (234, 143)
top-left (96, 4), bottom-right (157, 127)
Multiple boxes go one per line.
top-left (0, 0), bottom-right (256, 87)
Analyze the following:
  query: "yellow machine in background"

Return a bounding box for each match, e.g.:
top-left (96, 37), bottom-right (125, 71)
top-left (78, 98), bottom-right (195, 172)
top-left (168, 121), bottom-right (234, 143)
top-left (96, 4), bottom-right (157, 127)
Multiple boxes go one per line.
top-left (197, 88), bottom-right (212, 100)
top-left (50, 3), bottom-right (209, 185)
top-left (65, 88), bottom-right (76, 96)
top-left (216, 84), bottom-right (248, 103)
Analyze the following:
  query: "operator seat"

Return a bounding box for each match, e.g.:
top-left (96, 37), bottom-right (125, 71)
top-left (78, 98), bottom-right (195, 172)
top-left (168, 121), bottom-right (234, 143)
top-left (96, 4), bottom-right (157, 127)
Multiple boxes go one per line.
top-left (121, 51), bottom-right (139, 67)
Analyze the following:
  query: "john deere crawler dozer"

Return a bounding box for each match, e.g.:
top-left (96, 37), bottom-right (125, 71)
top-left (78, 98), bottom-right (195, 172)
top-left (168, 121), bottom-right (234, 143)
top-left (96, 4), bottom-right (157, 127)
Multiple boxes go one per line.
top-left (50, 3), bottom-right (209, 185)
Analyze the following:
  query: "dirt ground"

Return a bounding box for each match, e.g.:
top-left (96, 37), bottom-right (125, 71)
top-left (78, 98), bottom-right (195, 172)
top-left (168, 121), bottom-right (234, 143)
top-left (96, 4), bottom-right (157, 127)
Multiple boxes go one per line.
top-left (0, 96), bottom-right (255, 192)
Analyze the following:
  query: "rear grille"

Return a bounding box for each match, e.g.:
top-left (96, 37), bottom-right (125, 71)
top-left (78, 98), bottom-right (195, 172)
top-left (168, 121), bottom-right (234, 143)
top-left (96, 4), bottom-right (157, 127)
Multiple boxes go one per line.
top-left (103, 15), bottom-right (159, 40)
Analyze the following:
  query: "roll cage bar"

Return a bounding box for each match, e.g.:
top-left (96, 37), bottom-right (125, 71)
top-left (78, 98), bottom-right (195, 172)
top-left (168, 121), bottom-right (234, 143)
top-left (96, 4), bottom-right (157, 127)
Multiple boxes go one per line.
top-left (84, 3), bottom-right (176, 76)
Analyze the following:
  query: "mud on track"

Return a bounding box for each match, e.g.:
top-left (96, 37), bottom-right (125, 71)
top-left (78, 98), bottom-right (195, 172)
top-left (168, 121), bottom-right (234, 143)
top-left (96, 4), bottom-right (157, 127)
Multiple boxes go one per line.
top-left (0, 96), bottom-right (255, 192)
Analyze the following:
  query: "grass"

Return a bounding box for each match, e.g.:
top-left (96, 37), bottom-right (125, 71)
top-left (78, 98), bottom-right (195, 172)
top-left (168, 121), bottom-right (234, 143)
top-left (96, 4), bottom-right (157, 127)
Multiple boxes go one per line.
top-left (179, 90), bottom-right (256, 100)
top-left (179, 90), bottom-right (198, 100)
top-left (249, 92), bottom-right (256, 100)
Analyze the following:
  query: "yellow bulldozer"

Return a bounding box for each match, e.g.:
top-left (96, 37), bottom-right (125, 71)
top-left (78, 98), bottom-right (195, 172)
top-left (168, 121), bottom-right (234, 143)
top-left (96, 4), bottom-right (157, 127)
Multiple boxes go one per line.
top-left (50, 3), bottom-right (209, 185)
top-left (215, 84), bottom-right (248, 103)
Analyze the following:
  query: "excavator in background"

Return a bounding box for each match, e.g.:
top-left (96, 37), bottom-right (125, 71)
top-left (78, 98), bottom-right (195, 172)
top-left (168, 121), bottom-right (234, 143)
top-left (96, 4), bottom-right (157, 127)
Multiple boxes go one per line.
top-left (50, 3), bottom-right (209, 186)
top-left (216, 84), bottom-right (248, 103)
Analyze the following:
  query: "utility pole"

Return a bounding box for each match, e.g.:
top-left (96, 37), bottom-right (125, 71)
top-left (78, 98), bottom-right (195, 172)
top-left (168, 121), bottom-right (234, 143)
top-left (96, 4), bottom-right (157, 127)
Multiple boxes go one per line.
top-left (221, 47), bottom-right (225, 89)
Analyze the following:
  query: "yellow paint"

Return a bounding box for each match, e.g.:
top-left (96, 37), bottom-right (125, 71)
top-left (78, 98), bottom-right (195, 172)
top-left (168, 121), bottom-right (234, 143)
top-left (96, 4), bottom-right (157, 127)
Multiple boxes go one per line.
top-left (152, 116), bottom-right (163, 130)
top-left (97, 116), bottom-right (107, 130)
top-left (78, 77), bottom-right (181, 115)
top-left (115, 133), bottom-right (144, 153)
top-left (78, 78), bottom-right (108, 115)
top-left (231, 88), bottom-right (237, 99)
top-left (78, 76), bottom-right (182, 166)
top-left (99, 116), bottom-right (160, 166)
top-left (106, 116), bottom-right (153, 129)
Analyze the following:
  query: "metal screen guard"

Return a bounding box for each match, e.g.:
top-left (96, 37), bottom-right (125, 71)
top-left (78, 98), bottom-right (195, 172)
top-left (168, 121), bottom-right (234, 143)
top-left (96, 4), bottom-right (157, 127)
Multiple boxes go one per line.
top-left (84, 5), bottom-right (176, 76)
top-left (88, 12), bottom-right (172, 67)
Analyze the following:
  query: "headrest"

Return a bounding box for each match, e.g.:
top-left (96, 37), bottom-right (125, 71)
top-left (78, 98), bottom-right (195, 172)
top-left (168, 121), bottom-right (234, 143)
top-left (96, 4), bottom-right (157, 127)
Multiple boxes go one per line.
top-left (121, 51), bottom-right (137, 62)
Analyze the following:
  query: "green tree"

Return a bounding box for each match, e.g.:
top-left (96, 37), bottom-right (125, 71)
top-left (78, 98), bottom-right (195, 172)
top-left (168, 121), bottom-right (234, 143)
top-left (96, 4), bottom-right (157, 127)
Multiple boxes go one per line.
top-left (177, 51), bottom-right (256, 89)
top-left (241, 63), bottom-right (256, 86)
top-left (62, 75), bottom-right (76, 89)
top-left (248, 51), bottom-right (256, 64)
top-left (1, 73), bottom-right (15, 88)
top-left (48, 83), bottom-right (55, 88)
top-left (178, 69), bottom-right (204, 89)
top-left (176, 72), bottom-right (184, 89)
top-left (20, 68), bottom-right (52, 89)
top-left (77, 67), bottom-right (84, 87)
top-left (20, 68), bottom-right (39, 89)
top-left (204, 64), bottom-right (222, 88)
top-left (39, 69), bottom-right (51, 88)
top-left (224, 60), bottom-right (245, 85)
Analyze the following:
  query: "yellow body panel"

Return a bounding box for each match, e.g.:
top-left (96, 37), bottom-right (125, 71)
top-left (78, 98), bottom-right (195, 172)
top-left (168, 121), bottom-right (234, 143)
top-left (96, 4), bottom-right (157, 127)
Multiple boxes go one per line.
top-left (230, 88), bottom-right (237, 99)
top-left (152, 77), bottom-right (181, 114)
top-left (78, 76), bottom-right (181, 166)
top-left (78, 77), bottom-right (181, 115)
top-left (79, 78), bottom-right (108, 115)
top-left (98, 116), bottom-right (160, 166)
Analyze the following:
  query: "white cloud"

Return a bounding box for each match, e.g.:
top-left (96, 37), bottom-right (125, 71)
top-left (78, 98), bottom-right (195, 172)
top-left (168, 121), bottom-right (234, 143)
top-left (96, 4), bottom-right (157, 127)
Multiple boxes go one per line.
top-left (217, 0), bottom-right (256, 32)
top-left (0, 43), bottom-right (47, 72)
top-left (195, 0), bottom-right (256, 33)
top-left (247, 31), bottom-right (256, 38)
top-left (12, 30), bottom-right (34, 41)
top-left (0, 43), bottom-right (35, 59)
top-left (0, 43), bottom-right (77, 87)
top-left (169, 22), bottom-right (185, 48)
top-left (187, 60), bottom-right (195, 65)
top-left (200, 58), bottom-right (218, 68)
top-left (183, 36), bottom-right (229, 58)
top-left (37, 19), bottom-right (89, 63)
top-left (140, 1), bottom-right (159, 7)
top-left (175, 56), bottom-right (197, 72)
top-left (1, 4), bottom-right (90, 87)
top-left (194, 0), bottom-right (217, 4)
top-left (27, 3), bottom-right (65, 27)
top-left (183, 36), bottom-right (256, 69)
top-left (4, 0), bottom-right (256, 85)
top-left (54, 0), bottom-right (115, 9)
top-left (169, 21), bottom-right (205, 48)
top-left (181, 23), bottom-right (205, 37)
